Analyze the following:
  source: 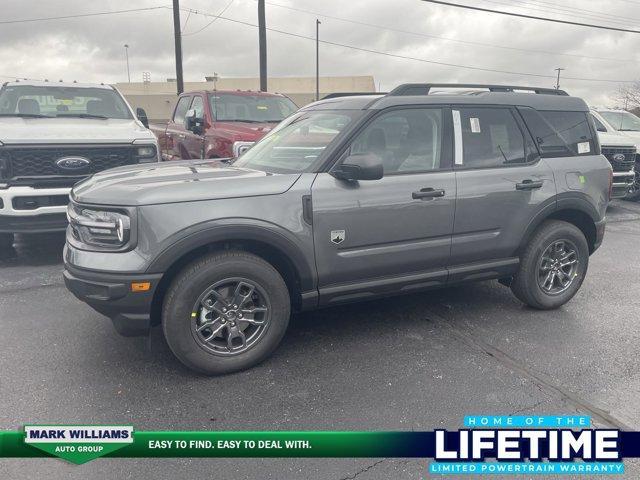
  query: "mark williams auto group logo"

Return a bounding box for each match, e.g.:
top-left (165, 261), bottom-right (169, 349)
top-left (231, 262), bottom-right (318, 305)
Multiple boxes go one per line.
top-left (24, 425), bottom-right (133, 464)
top-left (430, 415), bottom-right (623, 475)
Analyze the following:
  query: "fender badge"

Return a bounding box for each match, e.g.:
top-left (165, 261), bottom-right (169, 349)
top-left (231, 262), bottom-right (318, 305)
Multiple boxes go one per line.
top-left (330, 230), bottom-right (345, 245)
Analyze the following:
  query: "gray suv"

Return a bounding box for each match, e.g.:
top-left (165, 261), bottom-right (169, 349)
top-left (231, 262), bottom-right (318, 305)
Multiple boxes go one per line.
top-left (64, 84), bottom-right (612, 375)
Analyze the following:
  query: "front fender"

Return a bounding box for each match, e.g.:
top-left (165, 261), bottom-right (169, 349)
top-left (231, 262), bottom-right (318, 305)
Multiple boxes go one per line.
top-left (145, 218), bottom-right (316, 292)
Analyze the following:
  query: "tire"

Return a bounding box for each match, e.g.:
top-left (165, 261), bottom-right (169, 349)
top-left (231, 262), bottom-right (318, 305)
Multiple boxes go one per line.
top-left (510, 220), bottom-right (589, 310)
top-left (162, 250), bottom-right (290, 375)
top-left (0, 233), bottom-right (14, 251)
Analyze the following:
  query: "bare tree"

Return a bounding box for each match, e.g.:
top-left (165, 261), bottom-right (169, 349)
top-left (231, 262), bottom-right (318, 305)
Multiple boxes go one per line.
top-left (613, 82), bottom-right (640, 112)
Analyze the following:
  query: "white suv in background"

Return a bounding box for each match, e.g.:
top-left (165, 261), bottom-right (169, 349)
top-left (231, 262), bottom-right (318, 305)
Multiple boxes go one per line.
top-left (590, 109), bottom-right (638, 200)
top-left (592, 108), bottom-right (640, 200)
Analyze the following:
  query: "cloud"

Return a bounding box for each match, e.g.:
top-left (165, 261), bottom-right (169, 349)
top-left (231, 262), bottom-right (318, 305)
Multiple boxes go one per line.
top-left (1, 0), bottom-right (639, 105)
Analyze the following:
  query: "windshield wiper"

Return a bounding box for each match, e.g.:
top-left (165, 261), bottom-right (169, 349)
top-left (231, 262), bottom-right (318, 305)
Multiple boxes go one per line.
top-left (55, 113), bottom-right (108, 119)
top-left (617, 128), bottom-right (640, 131)
top-left (0, 113), bottom-right (48, 118)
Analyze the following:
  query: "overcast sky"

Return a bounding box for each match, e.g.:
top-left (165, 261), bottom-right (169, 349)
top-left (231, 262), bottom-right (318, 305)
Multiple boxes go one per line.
top-left (1, 0), bottom-right (639, 105)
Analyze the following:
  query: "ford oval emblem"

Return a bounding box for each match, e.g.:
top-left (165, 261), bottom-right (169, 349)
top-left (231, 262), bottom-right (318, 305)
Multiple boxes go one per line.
top-left (613, 153), bottom-right (626, 162)
top-left (55, 156), bottom-right (91, 170)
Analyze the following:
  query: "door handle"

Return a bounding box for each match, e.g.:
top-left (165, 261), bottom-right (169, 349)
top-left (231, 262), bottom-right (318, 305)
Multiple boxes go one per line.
top-left (178, 133), bottom-right (186, 139)
top-left (516, 179), bottom-right (544, 190)
top-left (412, 188), bottom-right (445, 199)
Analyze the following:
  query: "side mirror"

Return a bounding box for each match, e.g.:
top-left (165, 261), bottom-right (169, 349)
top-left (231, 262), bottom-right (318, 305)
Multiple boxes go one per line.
top-left (136, 107), bottom-right (149, 129)
top-left (332, 153), bottom-right (384, 181)
top-left (597, 125), bottom-right (607, 133)
top-left (184, 109), bottom-right (204, 135)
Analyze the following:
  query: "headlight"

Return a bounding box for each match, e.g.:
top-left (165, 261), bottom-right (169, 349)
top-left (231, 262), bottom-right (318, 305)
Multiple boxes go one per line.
top-left (232, 141), bottom-right (254, 158)
top-left (67, 203), bottom-right (133, 250)
top-left (136, 145), bottom-right (157, 162)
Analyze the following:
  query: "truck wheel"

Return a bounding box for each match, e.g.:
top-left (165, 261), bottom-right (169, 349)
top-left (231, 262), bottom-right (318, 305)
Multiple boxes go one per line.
top-left (162, 251), bottom-right (290, 375)
top-left (510, 220), bottom-right (589, 310)
top-left (0, 233), bottom-right (14, 250)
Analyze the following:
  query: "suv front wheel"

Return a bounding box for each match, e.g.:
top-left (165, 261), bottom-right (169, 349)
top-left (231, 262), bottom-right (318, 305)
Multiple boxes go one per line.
top-left (511, 220), bottom-right (589, 310)
top-left (162, 251), bottom-right (291, 375)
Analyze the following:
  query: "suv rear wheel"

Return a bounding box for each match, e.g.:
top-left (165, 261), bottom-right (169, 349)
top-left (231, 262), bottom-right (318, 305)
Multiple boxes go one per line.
top-left (162, 251), bottom-right (291, 375)
top-left (511, 220), bottom-right (589, 309)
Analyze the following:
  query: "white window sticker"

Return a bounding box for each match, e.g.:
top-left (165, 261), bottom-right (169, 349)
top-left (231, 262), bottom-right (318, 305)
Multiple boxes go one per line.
top-left (470, 117), bottom-right (481, 133)
top-left (577, 142), bottom-right (590, 154)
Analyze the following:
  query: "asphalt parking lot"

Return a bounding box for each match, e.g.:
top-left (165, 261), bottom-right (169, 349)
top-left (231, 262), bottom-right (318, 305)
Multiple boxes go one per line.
top-left (1, 200), bottom-right (640, 479)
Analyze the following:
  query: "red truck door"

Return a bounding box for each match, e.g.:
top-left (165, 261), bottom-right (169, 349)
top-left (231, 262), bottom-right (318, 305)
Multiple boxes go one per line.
top-left (183, 94), bottom-right (206, 159)
top-left (165, 95), bottom-right (192, 160)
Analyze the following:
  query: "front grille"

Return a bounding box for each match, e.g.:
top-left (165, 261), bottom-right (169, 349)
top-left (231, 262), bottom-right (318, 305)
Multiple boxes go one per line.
top-left (5, 146), bottom-right (137, 178)
top-left (601, 146), bottom-right (636, 172)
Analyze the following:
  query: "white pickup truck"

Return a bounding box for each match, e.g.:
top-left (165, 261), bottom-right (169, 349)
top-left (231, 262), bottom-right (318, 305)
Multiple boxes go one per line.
top-left (0, 81), bottom-right (159, 248)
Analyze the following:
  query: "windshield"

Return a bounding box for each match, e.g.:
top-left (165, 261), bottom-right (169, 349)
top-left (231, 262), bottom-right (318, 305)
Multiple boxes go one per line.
top-left (233, 110), bottom-right (360, 173)
top-left (599, 111), bottom-right (640, 131)
top-left (209, 93), bottom-right (297, 123)
top-left (0, 85), bottom-right (133, 119)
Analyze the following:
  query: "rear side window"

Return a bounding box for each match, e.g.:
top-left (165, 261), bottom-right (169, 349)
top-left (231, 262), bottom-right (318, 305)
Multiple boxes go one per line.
top-left (173, 96), bottom-right (191, 124)
top-left (520, 108), bottom-right (596, 157)
top-left (456, 107), bottom-right (526, 169)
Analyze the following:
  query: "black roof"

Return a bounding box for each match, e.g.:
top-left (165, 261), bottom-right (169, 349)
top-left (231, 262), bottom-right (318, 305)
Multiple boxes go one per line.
top-left (303, 83), bottom-right (587, 112)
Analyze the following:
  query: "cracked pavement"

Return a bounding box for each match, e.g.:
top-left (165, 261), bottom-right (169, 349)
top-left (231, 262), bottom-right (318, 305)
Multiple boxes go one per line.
top-left (1, 200), bottom-right (639, 479)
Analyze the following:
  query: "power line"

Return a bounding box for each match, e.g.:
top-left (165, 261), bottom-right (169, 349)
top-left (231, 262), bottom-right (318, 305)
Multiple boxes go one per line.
top-left (263, 0), bottom-right (634, 63)
top-left (0, 6), bottom-right (169, 25)
top-left (182, 0), bottom-right (236, 36)
top-left (181, 7), bottom-right (636, 83)
top-left (506, 0), bottom-right (640, 25)
top-left (420, 0), bottom-right (640, 33)
top-left (489, 0), bottom-right (640, 28)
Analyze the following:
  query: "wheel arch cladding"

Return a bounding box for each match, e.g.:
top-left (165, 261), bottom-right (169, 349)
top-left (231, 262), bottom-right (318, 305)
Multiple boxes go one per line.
top-left (148, 226), bottom-right (314, 325)
top-left (520, 208), bottom-right (597, 256)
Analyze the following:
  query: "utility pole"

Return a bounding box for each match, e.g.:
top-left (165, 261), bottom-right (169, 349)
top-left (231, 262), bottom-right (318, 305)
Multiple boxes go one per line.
top-left (554, 67), bottom-right (565, 90)
top-left (258, 0), bottom-right (267, 91)
top-left (124, 44), bottom-right (131, 83)
top-left (172, 0), bottom-right (184, 94)
top-left (316, 19), bottom-right (321, 101)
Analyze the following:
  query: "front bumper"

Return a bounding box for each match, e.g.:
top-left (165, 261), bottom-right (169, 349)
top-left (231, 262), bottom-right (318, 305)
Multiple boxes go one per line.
top-left (611, 170), bottom-right (635, 199)
top-left (0, 186), bottom-right (71, 233)
top-left (63, 264), bottom-right (162, 336)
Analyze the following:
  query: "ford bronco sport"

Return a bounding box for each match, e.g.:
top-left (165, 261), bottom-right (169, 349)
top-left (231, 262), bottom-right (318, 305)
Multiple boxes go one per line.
top-left (64, 84), bottom-right (611, 375)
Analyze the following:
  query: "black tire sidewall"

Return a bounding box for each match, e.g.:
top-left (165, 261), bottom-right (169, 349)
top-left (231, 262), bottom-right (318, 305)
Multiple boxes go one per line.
top-left (162, 253), bottom-right (290, 375)
top-left (522, 223), bottom-right (589, 309)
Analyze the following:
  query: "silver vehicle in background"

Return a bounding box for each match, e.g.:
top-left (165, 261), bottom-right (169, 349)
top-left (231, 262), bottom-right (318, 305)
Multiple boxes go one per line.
top-left (592, 108), bottom-right (640, 200)
top-left (0, 81), bottom-right (159, 248)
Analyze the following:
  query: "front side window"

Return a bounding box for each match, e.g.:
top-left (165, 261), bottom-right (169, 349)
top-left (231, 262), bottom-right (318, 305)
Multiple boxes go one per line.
top-left (173, 96), bottom-right (191, 124)
top-left (190, 95), bottom-right (205, 118)
top-left (348, 108), bottom-right (444, 174)
top-left (457, 108), bottom-right (525, 168)
top-left (233, 111), bottom-right (358, 173)
top-left (598, 110), bottom-right (640, 132)
top-left (209, 94), bottom-right (297, 123)
top-left (0, 85), bottom-right (132, 119)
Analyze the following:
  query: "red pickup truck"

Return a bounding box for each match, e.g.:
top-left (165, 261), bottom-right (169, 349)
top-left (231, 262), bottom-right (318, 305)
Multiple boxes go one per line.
top-left (150, 90), bottom-right (298, 160)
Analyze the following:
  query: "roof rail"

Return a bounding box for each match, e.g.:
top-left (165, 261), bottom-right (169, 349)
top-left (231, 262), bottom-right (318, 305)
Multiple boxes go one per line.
top-left (322, 92), bottom-right (386, 100)
top-left (387, 83), bottom-right (568, 96)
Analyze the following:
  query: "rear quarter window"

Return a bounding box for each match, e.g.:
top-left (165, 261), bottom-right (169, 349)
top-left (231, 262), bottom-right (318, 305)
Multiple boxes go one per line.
top-left (519, 108), bottom-right (597, 157)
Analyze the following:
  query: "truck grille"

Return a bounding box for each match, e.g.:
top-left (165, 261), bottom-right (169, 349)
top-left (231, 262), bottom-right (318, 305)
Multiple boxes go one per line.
top-left (601, 147), bottom-right (636, 172)
top-left (5, 146), bottom-right (137, 179)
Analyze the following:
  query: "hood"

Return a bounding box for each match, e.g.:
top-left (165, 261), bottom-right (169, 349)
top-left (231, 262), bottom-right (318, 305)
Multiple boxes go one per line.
top-left (71, 160), bottom-right (300, 206)
top-left (597, 130), bottom-right (636, 148)
top-left (616, 129), bottom-right (640, 145)
top-left (210, 121), bottom-right (276, 141)
top-left (0, 117), bottom-right (155, 144)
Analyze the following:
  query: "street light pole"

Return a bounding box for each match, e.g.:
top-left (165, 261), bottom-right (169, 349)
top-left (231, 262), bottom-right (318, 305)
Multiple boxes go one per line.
top-left (172, 0), bottom-right (184, 94)
top-left (258, 0), bottom-right (267, 91)
top-left (555, 67), bottom-right (565, 90)
top-left (124, 44), bottom-right (131, 83)
top-left (316, 19), bottom-right (321, 101)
